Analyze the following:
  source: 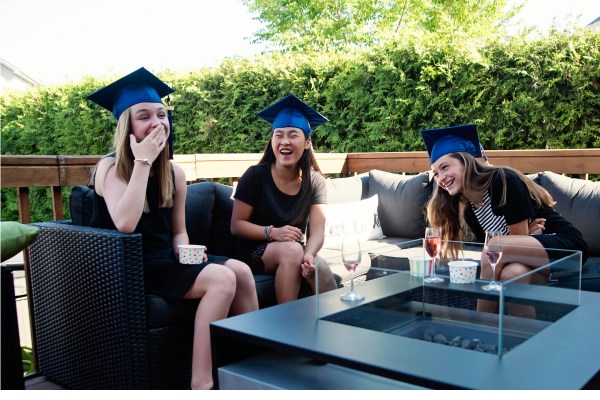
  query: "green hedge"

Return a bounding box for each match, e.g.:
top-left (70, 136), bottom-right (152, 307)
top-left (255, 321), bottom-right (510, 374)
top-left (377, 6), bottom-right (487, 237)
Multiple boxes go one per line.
top-left (2, 31), bottom-right (599, 222)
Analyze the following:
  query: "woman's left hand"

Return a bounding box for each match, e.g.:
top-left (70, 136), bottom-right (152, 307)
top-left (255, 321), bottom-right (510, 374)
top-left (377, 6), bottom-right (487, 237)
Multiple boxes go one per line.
top-left (528, 218), bottom-right (546, 235)
top-left (301, 254), bottom-right (316, 278)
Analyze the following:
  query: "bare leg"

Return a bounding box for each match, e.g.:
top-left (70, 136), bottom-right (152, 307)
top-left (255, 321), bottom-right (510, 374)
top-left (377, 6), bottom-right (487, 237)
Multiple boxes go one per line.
top-left (477, 235), bottom-right (550, 314)
top-left (304, 256), bottom-right (337, 294)
top-left (261, 242), bottom-right (304, 304)
top-left (183, 264), bottom-right (236, 390)
top-left (218, 259), bottom-right (259, 316)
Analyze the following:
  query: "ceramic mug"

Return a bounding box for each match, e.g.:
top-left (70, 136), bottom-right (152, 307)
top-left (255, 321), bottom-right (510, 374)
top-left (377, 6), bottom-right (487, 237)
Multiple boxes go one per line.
top-left (178, 245), bottom-right (206, 265)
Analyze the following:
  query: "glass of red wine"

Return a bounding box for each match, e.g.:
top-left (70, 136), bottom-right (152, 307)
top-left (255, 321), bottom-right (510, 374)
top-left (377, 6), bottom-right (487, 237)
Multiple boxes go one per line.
top-left (424, 227), bottom-right (444, 283)
top-left (341, 237), bottom-right (365, 301)
top-left (482, 230), bottom-right (503, 291)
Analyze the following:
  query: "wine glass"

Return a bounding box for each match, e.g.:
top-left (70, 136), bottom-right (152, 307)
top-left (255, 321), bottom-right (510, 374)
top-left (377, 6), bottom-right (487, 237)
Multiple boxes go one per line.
top-left (340, 237), bottom-right (364, 301)
top-left (424, 227), bottom-right (444, 283)
top-left (482, 231), bottom-right (503, 291)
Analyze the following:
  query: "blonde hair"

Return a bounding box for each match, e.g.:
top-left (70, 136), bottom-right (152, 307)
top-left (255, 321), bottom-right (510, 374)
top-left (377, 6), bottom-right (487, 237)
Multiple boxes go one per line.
top-left (426, 152), bottom-right (555, 260)
top-left (92, 107), bottom-right (173, 212)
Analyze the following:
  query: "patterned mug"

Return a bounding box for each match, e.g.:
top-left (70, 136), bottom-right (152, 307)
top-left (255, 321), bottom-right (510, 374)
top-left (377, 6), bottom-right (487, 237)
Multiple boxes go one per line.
top-left (178, 245), bottom-right (206, 265)
top-left (408, 255), bottom-right (435, 276)
top-left (448, 261), bottom-right (478, 284)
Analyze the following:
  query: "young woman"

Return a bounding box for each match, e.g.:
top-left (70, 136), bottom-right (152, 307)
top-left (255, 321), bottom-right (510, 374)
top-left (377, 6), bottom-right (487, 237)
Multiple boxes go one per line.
top-left (422, 124), bottom-right (588, 290)
top-left (231, 95), bottom-right (338, 304)
top-left (87, 68), bottom-right (258, 390)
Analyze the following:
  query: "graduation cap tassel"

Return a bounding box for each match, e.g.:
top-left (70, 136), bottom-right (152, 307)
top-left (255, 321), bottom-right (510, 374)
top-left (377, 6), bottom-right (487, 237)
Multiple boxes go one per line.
top-left (167, 94), bottom-right (174, 160)
top-left (480, 144), bottom-right (490, 165)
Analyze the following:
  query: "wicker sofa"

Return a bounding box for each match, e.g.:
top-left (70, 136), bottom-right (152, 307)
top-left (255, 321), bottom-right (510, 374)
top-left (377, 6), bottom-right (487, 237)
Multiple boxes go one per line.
top-left (27, 170), bottom-right (599, 389)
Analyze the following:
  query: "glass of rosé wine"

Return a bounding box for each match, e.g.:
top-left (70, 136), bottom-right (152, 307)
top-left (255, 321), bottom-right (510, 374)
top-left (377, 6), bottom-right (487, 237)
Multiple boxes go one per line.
top-left (482, 231), bottom-right (503, 291)
top-left (340, 237), bottom-right (365, 301)
top-left (424, 227), bottom-right (444, 283)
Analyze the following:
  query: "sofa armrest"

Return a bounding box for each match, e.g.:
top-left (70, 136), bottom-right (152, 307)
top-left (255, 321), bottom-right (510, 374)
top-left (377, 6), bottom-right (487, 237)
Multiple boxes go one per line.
top-left (28, 222), bottom-right (150, 389)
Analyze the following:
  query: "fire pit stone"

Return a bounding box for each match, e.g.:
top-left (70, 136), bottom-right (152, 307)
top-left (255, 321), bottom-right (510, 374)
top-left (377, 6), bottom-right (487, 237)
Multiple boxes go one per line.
top-left (433, 334), bottom-right (448, 344)
top-left (424, 330), bottom-right (435, 342)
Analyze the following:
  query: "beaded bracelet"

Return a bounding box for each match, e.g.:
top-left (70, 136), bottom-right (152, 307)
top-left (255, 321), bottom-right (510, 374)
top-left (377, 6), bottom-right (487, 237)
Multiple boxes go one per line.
top-left (264, 225), bottom-right (274, 241)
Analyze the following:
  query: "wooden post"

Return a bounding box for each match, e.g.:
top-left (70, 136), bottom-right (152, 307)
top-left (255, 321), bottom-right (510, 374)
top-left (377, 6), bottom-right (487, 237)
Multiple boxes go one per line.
top-left (51, 186), bottom-right (64, 221)
top-left (231, 177), bottom-right (238, 188)
top-left (16, 187), bottom-right (38, 373)
top-left (17, 187), bottom-right (31, 225)
top-left (580, 174), bottom-right (588, 180)
top-left (211, 178), bottom-right (220, 183)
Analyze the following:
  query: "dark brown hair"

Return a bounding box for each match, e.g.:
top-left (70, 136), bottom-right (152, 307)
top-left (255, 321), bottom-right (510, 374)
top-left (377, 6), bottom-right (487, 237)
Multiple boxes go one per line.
top-left (259, 131), bottom-right (322, 226)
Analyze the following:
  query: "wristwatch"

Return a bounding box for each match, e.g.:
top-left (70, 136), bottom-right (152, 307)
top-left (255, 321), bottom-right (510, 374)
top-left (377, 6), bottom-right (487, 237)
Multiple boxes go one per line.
top-left (134, 158), bottom-right (151, 165)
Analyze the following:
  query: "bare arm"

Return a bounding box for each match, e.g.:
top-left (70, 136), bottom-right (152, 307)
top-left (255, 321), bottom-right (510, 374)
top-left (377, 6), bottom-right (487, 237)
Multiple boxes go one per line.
top-left (170, 164), bottom-right (189, 252)
top-left (304, 204), bottom-right (326, 260)
top-left (508, 220), bottom-right (529, 236)
top-left (301, 204), bottom-right (326, 276)
top-left (96, 126), bottom-right (168, 233)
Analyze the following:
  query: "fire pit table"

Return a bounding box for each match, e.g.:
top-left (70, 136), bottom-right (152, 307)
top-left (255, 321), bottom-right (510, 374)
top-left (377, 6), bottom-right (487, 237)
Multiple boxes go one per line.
top-left (210, 240), bottom-right (600, 389)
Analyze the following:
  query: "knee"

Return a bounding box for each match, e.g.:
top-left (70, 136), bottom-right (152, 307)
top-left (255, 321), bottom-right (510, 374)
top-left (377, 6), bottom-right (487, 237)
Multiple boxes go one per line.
top-left (210, 266), bottom-right (237, 298)
top-left (499, 263), bottom-right (530, 282)
top-left (280, 242), bottom-right (304, 265)
top-left (228, 260), bottom-right (255, 283)
top-left (316, 259), bottom-right (332, 274)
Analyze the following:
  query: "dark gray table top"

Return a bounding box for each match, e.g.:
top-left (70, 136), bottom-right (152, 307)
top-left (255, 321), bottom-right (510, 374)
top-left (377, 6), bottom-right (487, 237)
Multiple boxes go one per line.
top-left (212, 273), bottom-right (600, 389)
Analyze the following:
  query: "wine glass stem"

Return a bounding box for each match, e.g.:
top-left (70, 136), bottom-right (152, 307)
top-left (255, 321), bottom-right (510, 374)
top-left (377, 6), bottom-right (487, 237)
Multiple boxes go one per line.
top-left (490, 263), bottom-right (497, 285)
top-left (432, 256), bottom-right (437, 277)
top-left (350, 272), bottom-right (355, 293)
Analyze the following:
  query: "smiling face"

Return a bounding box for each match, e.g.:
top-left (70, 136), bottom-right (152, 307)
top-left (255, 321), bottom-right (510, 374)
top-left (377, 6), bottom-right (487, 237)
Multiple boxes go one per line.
top-left (271, 126), bottom-right (310, 168)
top-left (431, 154), bottom-right (465, 196)
top-left (129, 102), bottom-right (169, 143)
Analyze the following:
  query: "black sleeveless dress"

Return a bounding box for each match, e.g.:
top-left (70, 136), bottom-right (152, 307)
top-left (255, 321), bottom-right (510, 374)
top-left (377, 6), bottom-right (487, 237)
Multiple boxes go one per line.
top-left (93, 157), bottom-right (228, 300)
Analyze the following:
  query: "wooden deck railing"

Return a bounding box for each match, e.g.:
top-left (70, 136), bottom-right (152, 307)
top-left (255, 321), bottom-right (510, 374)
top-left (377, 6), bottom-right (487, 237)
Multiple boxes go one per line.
top-left (2, 149), bottom-right (599, 224)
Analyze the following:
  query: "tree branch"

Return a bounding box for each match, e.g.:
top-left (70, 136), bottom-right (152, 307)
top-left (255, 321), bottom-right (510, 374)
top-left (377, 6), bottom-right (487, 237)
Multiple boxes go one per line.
top-left (395, 0), bottom-right (410, 32)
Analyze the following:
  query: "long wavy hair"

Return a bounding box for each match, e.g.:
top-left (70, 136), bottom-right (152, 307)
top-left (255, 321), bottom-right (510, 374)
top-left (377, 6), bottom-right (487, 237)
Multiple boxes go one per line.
top-left (427, 152), bottom-right (555, 260)
top-left (258, 130), bottom-right (322, 226)
top-left (91, 107), bottom-right (173, 212)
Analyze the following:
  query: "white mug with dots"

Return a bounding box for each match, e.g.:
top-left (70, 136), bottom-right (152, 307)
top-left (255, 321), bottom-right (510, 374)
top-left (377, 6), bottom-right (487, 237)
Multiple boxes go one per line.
top-left (178, 245), bottom-right (206, 265)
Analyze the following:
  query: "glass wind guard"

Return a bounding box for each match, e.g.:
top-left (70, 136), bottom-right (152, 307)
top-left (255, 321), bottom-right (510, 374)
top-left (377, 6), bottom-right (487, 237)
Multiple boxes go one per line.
top-left (315, 239), bottom-right (582, 359)
top-left (315, 239), bottom-right (425, 319)
top-left (499, 247), bottom-right (581, 356)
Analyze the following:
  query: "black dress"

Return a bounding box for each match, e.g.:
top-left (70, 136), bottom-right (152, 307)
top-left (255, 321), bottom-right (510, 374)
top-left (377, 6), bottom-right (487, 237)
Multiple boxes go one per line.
top-left (93, 157), bottom-right (228, 300)
top-left (232, 163), bottom-right (327, 274)
top-left (463, 168), bottom-right (588, 283)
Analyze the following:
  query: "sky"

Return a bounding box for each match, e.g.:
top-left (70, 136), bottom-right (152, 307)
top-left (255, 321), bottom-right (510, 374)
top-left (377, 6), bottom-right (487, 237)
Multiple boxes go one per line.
top-left (1, 0), bottom-right (599, 85)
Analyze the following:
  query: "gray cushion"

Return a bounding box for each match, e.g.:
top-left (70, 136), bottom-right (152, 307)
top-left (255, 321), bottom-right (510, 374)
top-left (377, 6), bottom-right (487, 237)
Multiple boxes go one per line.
top-left (533, 172), bottom-right (600, 256)
top-left (326, 173), bottom-right (369, 204)
top-left (368, 170), bottom-right (433, 239)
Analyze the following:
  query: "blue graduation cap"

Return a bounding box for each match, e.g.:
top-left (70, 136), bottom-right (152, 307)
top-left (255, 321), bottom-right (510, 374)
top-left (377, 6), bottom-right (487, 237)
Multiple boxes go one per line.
top-left (420, 124), bottom-right (488, 164)
top-left (257, 94), bottom-right (328, 137)
top-left (87, 67), bottom-right (175, 159)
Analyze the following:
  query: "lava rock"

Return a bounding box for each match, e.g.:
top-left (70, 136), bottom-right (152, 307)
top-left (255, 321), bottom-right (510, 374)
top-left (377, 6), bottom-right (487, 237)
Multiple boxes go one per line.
top-left (472, 339), bottom-right (482, 347)
top-left (451, 336), bottom-right (462, 346)
top-left (482, 344), bottom-right (498, 352)
top-left (462, 339), bottom-right (472, 349)
top-left (502, 348), bottom-right (508, 355)
top-left (433, 334), bottom-right (448, 345)
top-left (475, 343), bottom-right (484, 352)
top-left (424, 330), bottom-right (436, 342)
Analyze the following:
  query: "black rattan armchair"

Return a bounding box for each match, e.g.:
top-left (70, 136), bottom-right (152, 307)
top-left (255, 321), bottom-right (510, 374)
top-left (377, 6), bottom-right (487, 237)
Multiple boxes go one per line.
top-left (27, 181), bottom-right (277, 389)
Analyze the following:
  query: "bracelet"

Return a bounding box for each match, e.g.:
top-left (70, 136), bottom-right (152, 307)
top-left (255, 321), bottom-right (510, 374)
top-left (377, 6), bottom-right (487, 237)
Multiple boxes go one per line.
top-left (133, 158), bottom-right (150, 165)
top-left (264, 225), bottom-right (274, 241)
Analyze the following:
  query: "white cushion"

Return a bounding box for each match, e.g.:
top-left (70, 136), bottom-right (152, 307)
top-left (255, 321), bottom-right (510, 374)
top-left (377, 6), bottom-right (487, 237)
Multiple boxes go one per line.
top-left (323, 195), bottom-right (385, 248)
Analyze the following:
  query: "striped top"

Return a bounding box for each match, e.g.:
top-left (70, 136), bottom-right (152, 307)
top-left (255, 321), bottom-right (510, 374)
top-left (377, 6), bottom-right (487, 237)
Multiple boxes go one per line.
top-left (470, 191), bottom-right (510, 235)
